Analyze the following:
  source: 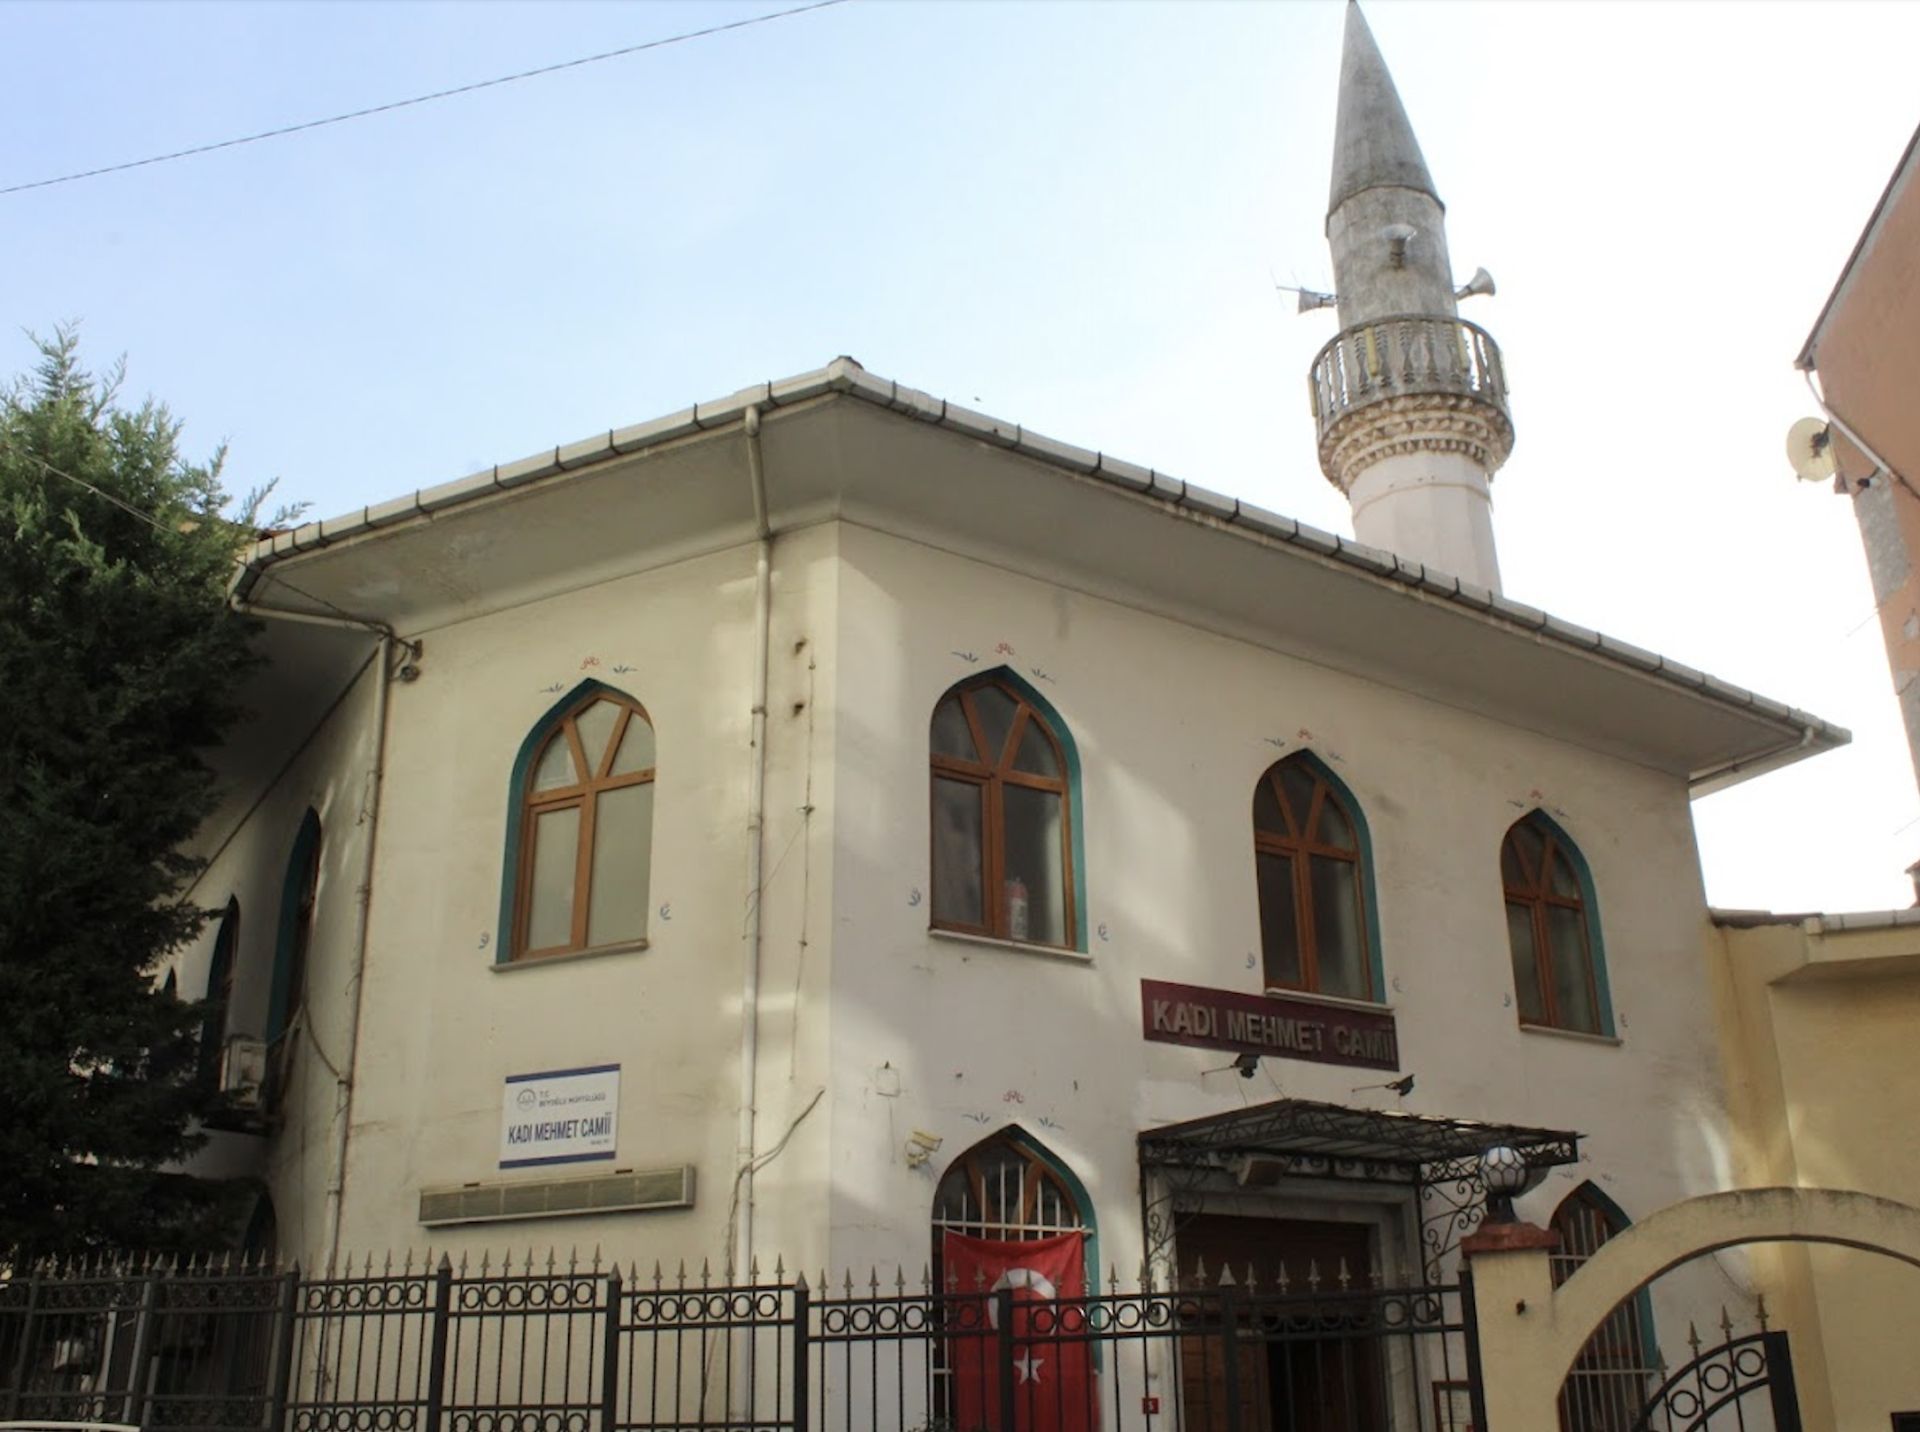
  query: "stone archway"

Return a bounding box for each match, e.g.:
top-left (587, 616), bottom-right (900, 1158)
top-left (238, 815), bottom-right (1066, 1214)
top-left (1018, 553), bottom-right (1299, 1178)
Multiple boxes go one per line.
top-left (1466, 1186), bottom-right (1920, 1432)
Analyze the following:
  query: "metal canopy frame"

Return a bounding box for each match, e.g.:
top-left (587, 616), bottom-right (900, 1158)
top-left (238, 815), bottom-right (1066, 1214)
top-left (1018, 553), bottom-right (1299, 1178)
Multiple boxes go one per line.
top-left (1139, 1096), bottom-right (1580, 1185)
top-left (1136, 1097), bottom-right (1581, 1282)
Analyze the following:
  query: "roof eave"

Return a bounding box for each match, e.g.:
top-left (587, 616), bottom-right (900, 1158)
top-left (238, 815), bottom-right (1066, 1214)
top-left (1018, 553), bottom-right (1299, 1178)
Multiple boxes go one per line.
top-left (1797, 119), bottom-right (1920, 370)
top-left (232, 361), bottom-right (1847, 788)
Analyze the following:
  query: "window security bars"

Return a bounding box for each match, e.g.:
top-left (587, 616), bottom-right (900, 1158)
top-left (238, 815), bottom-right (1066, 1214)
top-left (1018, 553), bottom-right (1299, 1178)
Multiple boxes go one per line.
top-left (0, 1255), bottom-right (1479, 1432)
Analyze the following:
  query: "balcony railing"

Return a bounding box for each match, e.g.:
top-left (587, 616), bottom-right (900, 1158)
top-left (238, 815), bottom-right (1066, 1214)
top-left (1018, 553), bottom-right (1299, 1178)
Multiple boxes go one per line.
top-left (1310, 314), bottom-right (1509, 442)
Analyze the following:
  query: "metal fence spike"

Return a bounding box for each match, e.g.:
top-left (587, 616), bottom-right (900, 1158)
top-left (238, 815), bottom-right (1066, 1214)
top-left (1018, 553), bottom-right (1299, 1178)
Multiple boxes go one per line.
top-left (1755, 1292), bottom-right (1770, 1332)
top-left (1337, 1257), bottom-right (1351, 1291)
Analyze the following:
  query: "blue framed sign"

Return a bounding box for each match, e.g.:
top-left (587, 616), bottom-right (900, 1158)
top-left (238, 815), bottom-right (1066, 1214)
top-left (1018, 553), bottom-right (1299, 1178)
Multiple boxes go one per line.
top-left (500, 1064), bottom-right (620, 1169)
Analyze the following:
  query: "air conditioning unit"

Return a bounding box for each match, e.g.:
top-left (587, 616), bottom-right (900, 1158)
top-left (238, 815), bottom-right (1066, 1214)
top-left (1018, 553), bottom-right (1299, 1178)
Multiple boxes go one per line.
top-left (221, 1035), bottom-right (268, 1109)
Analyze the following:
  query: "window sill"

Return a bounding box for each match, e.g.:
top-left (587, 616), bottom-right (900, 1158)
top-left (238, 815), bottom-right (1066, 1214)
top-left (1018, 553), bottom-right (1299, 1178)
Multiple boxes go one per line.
top-left (929, 928), bottom-right (1092, 965)
top-left (1263, 986), bottom-right (1395, 1016)
top-left (491, 939), bottom-right (649, 972)
top-left (1517, 1020), bottom-right (1621, 1048)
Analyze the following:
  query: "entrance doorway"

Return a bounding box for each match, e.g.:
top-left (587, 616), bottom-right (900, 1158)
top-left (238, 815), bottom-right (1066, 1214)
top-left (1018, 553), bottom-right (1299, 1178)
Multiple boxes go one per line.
top-left (1178, 1215), bottom-right (1389, 1432)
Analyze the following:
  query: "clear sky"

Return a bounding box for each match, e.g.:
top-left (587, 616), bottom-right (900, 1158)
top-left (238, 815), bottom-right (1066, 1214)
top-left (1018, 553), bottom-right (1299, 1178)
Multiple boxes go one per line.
top-left (6, 0), bottom-right (1918, 912)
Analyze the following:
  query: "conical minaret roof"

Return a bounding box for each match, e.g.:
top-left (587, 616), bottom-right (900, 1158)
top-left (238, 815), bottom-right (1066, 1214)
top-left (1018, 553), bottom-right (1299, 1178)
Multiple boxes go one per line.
top-left (1327, 2), bottom-right (1440, 218)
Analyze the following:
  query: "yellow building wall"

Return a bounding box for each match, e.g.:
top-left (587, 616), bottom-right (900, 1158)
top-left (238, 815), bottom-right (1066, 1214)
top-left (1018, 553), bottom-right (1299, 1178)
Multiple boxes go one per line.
top-left (1712, 916), bottom-right (1920, 1432)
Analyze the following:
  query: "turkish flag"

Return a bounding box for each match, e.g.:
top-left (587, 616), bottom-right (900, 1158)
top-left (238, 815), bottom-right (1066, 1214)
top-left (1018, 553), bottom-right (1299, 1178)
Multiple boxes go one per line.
top-left (942, 1229), bottom-right (1095, 1432)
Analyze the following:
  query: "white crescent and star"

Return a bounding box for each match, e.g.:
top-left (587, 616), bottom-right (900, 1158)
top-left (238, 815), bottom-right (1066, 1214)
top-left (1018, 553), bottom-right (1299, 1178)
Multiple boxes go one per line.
top-left (987, 1266), bottom-right (1059, 1383)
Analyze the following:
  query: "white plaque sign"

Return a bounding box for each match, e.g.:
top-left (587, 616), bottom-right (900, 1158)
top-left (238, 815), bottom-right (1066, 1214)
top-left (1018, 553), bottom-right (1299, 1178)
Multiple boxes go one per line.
top-left (500, 1064), bottom-right (620, 1169)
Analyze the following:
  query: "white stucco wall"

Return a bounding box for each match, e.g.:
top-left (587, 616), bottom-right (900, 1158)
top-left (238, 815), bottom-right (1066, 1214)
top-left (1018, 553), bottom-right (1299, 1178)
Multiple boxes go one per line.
top-left (329, 525), bottom-right (842, 1268)
top-left (824, 522), bottom-right (1732, 1347)
top-left (171, 647), bottom-right (385, 1256)
top-left (187, 507), bottom-right (1742, 1377)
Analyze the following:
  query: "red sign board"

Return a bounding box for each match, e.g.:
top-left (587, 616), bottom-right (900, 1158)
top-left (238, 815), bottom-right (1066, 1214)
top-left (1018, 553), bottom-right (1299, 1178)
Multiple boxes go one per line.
top-left (1140, 978), bottom-right (1399, 1071)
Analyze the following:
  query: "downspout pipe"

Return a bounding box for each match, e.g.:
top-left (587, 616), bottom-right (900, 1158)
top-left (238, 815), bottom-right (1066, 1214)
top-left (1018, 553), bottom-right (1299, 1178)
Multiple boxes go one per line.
top-left (736, 406), bottom-right (773, 1281)
top-left (231, 589), bottom-right (405, 1270)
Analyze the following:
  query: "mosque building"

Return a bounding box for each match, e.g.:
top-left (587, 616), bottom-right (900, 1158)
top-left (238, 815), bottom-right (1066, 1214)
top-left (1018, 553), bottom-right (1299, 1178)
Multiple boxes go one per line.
top-left (160, 7), bottom-right (1877, 1429)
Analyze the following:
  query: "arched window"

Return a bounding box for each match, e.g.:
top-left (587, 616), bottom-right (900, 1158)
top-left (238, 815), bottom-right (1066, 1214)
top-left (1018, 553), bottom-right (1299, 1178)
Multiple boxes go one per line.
top-left (1251, 754), bottom-right (1375, 1001)
top-left (1551, 1185), bottom-right (1657, 1432)
top-left (931, 1132), bottom-right (1094, 1428)
top-left (1501, 812), bottom-right (1607, 1034)
top-left (270, 812), bottom-right (321, 1044)
top-left (929, 673), bottom-right (1077, 949)
top-left (201, 898), bottom-right (239, 1083)
top-left (932, 1131), bottom-right (1090, 1247)
top-left (508, 685), bottom-right (656, 961)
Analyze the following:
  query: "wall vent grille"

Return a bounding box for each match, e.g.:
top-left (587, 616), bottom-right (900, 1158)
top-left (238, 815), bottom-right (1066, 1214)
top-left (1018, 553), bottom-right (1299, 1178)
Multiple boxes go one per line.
top-left (419, 1166), bottom-right (694, 1227)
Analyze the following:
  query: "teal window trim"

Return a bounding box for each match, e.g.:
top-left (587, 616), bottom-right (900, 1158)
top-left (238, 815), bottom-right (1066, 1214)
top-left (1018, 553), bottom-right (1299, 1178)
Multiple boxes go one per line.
top-left (201, 897), bottom-right (240, 1074)
top-left (495, 678), bottom-right (648, 965)
top-left (933, 667), bottom-right (1088, 953)
top-left (1510, 810), bottom-right (1614, 1037)
top-left (1253, 750), bottom-right (1388, 1004)
top-left (268, 811), bottom-right (322, 1043)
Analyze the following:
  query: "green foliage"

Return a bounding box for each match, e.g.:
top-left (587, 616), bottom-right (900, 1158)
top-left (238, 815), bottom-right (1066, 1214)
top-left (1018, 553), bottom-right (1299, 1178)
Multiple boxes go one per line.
top-left (0, 329), bottom-right (265, 1257)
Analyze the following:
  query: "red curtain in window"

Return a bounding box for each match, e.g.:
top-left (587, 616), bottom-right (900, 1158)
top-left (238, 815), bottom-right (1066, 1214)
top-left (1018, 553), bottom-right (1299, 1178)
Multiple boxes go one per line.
top-left (942, 1229), bottom-right (1093, 1432)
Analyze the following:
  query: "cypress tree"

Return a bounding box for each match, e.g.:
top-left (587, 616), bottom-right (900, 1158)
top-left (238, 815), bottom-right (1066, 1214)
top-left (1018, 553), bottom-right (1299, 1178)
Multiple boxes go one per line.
top-left (0, 330), bottom-right (271, 1256)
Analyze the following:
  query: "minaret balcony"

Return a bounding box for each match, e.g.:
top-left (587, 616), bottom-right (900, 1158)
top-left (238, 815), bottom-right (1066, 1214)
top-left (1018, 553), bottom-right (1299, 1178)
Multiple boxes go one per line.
top-left (1309, 315), bottom-right (1514, 485)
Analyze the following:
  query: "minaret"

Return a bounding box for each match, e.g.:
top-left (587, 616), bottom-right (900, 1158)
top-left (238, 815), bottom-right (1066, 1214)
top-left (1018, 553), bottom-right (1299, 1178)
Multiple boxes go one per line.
top-left (1310, 2), bottom-right (1513, 592)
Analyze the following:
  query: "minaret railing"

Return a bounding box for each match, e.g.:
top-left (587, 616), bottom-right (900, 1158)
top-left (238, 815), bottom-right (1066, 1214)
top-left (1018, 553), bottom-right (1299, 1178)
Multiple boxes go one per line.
top-left (1309, 314), bottom-right (1509, 440)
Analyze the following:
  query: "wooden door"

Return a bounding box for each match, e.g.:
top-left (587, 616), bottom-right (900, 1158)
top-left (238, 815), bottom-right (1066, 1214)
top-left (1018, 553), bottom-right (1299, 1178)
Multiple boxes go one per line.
top-left (1177, 1216), bottom-right (1387, 1432)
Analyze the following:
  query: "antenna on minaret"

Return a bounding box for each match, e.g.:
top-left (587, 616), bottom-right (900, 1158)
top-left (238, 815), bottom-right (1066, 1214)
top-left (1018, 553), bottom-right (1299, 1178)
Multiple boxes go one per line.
top-left (1308, 2), bottom-right (1514, 592)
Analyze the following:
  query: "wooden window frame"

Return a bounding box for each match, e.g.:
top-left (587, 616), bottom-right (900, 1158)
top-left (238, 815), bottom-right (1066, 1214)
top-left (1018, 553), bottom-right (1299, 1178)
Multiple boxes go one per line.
top-left (1502, 814), bottom-right (1602, 1034)
top-left (1252, 756), bottom-right (1373, 1000)
top-left (928, 676), bottom-right (1076, 949)
top-left (513, 693), bottom-right (655, 962)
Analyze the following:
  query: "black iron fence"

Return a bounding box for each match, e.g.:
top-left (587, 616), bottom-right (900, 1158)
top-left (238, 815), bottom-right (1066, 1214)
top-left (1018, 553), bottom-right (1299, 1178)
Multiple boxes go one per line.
top-left (0, 1254), bottom-right (1480, 1432)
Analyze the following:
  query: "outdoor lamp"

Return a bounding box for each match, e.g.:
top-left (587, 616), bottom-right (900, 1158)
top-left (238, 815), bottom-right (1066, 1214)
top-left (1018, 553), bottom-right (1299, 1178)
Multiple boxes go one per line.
top-left (1479, 1145), bottom-right (1528, 1224)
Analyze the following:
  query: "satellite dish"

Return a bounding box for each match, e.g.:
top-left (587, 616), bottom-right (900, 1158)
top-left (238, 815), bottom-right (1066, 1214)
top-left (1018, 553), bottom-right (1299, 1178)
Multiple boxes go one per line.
top-left (1786, 416), bottom-right (1836, 483)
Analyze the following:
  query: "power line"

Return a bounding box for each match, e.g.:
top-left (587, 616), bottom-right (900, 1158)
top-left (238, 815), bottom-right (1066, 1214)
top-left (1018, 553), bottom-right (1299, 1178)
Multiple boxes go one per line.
top-left (1, 0), bottom-right (850, 198)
